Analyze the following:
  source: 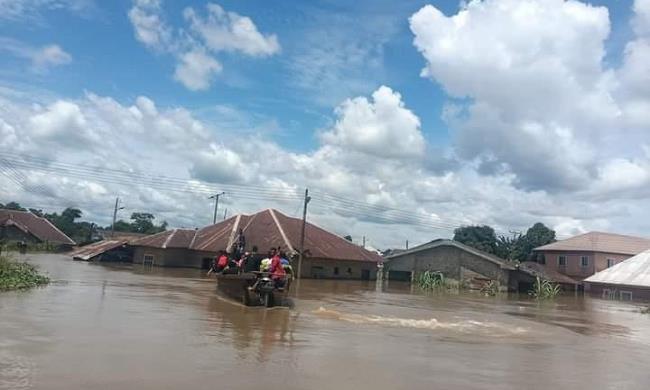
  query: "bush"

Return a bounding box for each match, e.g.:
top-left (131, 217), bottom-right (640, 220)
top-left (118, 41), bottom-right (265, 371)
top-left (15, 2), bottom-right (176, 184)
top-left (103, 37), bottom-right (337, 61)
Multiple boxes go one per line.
top-left (416, 270), bottom-right (460, 291)
top-left (480, 280), bottom-right (500, 296)
top-left (0, 255), bottom-right (50, 291)
top-left (529, 276), bottom-right (561, 300)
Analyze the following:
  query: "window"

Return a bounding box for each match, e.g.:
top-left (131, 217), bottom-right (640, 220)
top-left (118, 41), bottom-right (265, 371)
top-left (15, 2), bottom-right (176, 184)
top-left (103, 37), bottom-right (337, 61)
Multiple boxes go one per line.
top-left (334, 267), bottom-right (339, 276)
top-left (347, 267), bottom-right (352, 274)
top-left (558, 256), bottom-right (567, 266)
top-left (620, 291), bottom-right (633, 301)
top-left (580, 256), bottom-right (589, 267)
top-left (538, 255), bottom-right (546, 265)
top-left (602, 289), bottom-right (614, 299)
top-left (607, 258), bottom-right (616, 268)
top-left (143, 254), bottom-right (155, 265)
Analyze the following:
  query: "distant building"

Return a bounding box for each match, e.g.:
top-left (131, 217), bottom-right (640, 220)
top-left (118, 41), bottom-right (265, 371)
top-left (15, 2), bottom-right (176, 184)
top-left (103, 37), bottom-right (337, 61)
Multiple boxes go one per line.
top-left (384, 239), bottom-right (576, 292)
top-left (584, 250), bottom-right (650, 301)
top-left (534, 232), bottom-right (650, 280)
top-left (130, 209), bottom-right (382, 280)
top-left (0, 209), bottom-right (76, 250)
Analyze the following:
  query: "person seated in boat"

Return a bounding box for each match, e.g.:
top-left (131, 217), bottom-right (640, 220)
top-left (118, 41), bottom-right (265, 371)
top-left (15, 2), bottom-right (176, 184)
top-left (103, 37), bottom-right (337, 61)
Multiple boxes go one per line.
top-left (237, 252), bottom-right (248, 270)
top-left (212, 250), bottom-right (228, 274)
top-left (268, 248), bottom-right (286, 287)
top-left (244, 246), bottom-right (263, 273)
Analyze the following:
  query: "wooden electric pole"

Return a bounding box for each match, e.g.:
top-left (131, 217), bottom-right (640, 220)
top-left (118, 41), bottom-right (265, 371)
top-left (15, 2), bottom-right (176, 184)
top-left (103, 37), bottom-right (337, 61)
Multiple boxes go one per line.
top-left (209, 192), bottom-right (225, 224)
top-left (297, 188), bottom-right (311, 280)
top-left (111, 197), bottom-right (124, 238)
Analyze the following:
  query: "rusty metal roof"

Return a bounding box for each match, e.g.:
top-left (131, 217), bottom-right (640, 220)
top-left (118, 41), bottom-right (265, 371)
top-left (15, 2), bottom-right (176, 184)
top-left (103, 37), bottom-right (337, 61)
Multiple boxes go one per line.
top-left (534, 231), bottom-right (650, 255)
top-left (130, 228), bottom-right (197, 249)
top-left (517, 262), bottom-right (579, 285)
top-left (71, 240), bottom-right (127, 261)
top-left (0, 209), bottom-right (75, 245)
top-left (130, 209), bottom-right (382, 263)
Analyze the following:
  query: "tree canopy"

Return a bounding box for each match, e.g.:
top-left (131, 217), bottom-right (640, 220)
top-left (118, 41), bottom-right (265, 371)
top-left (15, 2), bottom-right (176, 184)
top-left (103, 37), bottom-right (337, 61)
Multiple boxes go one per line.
top-left (454, 222), bottom-right (556, 262)
top-left (111, 212), bottom-right (167, 234)
top-left (453, 225), bottom-right (498, 254)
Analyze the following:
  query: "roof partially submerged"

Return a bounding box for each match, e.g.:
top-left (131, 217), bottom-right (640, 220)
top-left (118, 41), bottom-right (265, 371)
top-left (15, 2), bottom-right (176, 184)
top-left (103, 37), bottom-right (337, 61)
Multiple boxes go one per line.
top-left (131, 209), bottom-right (383, 263)
top-left (71, 240), bottom-right (127, 261)
top-left (517, 262), bottom-right (579, 285)
top-left (385, 239), bottom-right (516, 270)
top-left (584, 250), bottom-right (650, 288)
top-left (0, 209), bottom-right (75, 245)
top-left (534, 232), bottom-right (650, 255)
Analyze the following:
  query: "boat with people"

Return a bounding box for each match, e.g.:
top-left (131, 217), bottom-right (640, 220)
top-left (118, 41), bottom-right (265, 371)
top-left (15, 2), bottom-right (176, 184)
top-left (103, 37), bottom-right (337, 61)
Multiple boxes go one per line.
top-left (209, 239), bottom-right (294, 307)
top-left (216, 271), bottom-right (291, 307)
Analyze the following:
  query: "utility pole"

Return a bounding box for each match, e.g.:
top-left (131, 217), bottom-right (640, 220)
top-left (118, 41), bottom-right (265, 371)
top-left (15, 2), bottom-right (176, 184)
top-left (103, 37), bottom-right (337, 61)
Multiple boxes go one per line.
top-left (297, 188), bottom-right (311, 280)
top-left (362, 236), bottom-right (366, 248)
top-left (223, 208), bottom-right (227, 220)
top-left (209, 192), bottom-right (225, 224)
top-left (111, 197), bottom-right (124, 238)
top-left (406, 240), bottom-right (409, 250)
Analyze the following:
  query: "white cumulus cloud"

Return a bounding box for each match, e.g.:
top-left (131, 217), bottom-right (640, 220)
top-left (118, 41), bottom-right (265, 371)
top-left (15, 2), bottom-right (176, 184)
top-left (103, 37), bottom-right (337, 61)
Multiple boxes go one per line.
top-left (128, 1), bottom-right (279, 91)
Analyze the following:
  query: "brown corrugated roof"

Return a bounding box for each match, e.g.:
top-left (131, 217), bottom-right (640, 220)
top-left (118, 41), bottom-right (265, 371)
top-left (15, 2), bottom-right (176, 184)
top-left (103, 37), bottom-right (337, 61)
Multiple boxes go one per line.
top-left (534, 231), bottom-right (650, 255)
top-left (517, 262), bottom-right (579, 285)
top-left (0, 209), bottom-right (75, 245)
top-left (131, 228), bottom-right (197, 249)
top-left (71, 239), bottom-right (127, 261)
top-left (130, 209), bottom-right (382, 263)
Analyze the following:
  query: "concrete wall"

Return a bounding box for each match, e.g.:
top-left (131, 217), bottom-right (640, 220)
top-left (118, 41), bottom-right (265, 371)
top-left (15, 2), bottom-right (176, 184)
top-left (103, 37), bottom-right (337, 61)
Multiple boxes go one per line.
top-left (299, 258), bottom-right (378, 280)
top-left (538, 250), bottom-right (632, 280)
top-left (386, 245), bottom-right (510, 286)
top-left (132, 246), bottom-right (217, 269)
top-left (1, 226), bottom-right (40, 244)
top-left (132, 247), bottom-right (378, 280)
top-left (585, 282), bottom-right (650, 302)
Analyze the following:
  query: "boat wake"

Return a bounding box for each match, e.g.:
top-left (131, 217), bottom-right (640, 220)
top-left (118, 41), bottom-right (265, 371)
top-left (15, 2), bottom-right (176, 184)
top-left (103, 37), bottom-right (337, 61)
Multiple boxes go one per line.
top-left (313, 307), bottom-right (527, 336)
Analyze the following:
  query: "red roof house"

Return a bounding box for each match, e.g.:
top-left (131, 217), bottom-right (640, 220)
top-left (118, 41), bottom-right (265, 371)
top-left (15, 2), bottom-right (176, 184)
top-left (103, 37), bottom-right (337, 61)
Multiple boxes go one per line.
top-left (130, 209), bottom-right (382, 279)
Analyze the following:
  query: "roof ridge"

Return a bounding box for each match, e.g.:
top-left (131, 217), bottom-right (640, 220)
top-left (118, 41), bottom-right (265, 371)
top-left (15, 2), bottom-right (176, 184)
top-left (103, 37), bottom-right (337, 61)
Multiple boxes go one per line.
top-left (225, 214), bottom-right (242, 253)
top-left (36, 214), bottom-right (76, 245)
top-left (162, 229), bottom-right (177, 249)
top-left (268, 208), bottom-right (294, 254)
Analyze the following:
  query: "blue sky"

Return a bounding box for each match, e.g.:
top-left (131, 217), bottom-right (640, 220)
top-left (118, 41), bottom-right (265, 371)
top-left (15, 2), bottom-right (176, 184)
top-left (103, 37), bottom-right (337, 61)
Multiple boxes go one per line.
top-left (1, 0), bottom-right (649, 247)
top-left (0, 0), bottom-right (636, 151)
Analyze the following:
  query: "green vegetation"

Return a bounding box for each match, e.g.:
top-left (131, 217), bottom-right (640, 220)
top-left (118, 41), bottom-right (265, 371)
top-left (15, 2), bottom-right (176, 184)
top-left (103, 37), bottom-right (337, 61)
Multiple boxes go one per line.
top-left (416, 271), bottom-right (460, 291)
top-left (111, 212), bottom-right (168, 235)
top-left (453, 222), bottom-right (556, 262)
top-left (529, 276), bottom-right (561, 300)
top-left (480, 280), bottom-right (500, 296)
top-left (641, 307), bottom-right (650, 314)
top-left (1, 202), bottom-right (168, 245)
top-left (0, 255), bottom-right (49, 291)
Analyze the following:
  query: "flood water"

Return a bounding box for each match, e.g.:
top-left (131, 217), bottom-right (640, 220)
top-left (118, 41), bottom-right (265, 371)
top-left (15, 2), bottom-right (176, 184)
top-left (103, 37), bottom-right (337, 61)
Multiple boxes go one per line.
top-left (2, 254), bottom-right (650, 390)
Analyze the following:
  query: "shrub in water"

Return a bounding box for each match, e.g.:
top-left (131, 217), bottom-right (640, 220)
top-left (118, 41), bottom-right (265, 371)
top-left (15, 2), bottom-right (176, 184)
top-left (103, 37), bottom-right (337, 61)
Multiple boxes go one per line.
top-left (529, 276), bottom-right (561, 300)
top-left (0, 255), bottom-right (50, 291)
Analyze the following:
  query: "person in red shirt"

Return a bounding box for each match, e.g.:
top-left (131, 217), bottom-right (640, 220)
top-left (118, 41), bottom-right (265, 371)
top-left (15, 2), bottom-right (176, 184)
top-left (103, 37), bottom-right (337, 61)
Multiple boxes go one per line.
top-left (268, 248), bottom-right (286, 286)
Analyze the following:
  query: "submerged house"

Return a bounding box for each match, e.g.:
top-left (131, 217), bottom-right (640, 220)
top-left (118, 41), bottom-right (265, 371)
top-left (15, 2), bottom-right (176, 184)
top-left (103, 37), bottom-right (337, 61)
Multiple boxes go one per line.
top-left (0, 209), bottom-right (75, 250)
top-left (384, 239), bottom-right (578, 292)
top-left (584, 250), bottom-right (650, 301)
top-left (534, 232), bottom-right (650, 280)
top-left (130, 209), bottom-right (382, 280)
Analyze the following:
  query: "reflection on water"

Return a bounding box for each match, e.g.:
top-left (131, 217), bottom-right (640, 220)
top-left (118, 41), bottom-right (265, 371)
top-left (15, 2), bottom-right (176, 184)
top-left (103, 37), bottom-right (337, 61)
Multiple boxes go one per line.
top-left (1, 253), bottom-right (650, 390)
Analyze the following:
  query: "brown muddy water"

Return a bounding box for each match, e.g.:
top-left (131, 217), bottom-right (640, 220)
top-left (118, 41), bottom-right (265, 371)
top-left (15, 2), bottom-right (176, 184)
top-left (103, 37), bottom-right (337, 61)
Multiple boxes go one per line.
top-left (2, 254), bottom-right (650, 390)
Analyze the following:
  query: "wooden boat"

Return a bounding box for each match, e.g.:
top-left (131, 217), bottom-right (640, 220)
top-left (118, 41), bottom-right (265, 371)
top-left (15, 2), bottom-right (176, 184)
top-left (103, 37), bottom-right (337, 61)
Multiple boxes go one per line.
top-left (216, 271), bottom-right (291, 307)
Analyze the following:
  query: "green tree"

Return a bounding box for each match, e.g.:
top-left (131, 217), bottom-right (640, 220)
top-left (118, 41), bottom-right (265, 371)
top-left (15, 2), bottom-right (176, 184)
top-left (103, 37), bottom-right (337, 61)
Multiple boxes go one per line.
top-left (516, 223), bottom-right (556, 262)
top-left (29, 208), bottom-right (44, 217)
top-left (453, 225), bottom-right (498, 254)
top-left (130, 212), bottom-right (156, 234)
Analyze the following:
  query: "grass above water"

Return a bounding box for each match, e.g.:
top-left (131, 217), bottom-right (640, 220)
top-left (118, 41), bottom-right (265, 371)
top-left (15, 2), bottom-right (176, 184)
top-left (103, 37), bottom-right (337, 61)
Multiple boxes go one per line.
top-left (0, 255), bottom-right (50, 291)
